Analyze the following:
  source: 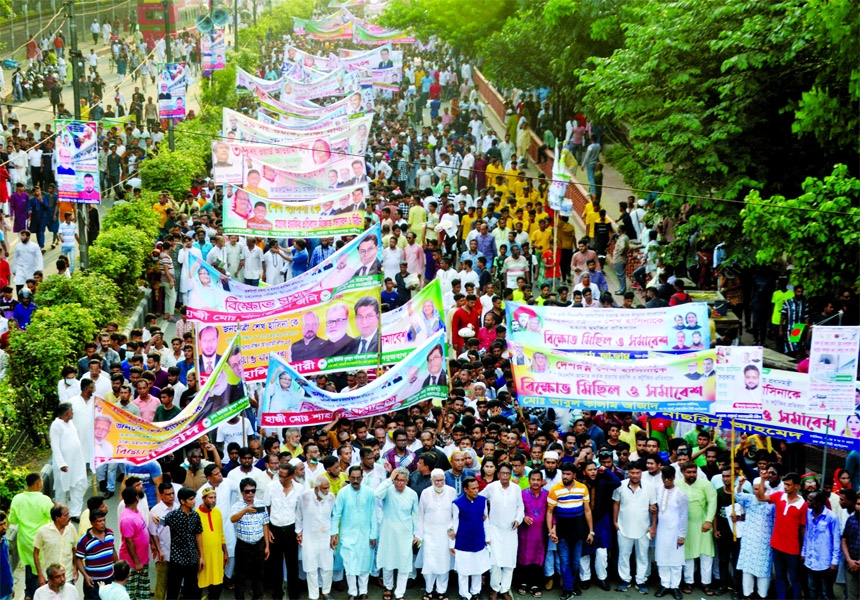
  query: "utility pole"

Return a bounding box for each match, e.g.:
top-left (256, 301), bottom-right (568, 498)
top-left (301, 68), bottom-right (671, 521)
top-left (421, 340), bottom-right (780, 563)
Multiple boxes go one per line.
top-left (161, 0), bottom-right (175, 150)
top-left (233, 0), bottom-right (238, 50)
top-left (65, 0), bottom-right (89, 269)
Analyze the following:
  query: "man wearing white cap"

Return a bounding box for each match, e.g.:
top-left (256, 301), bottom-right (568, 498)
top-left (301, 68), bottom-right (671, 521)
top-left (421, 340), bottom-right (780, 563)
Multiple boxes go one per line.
top-left (454, 185), bottom-right (474, 211)
top-left (195, 464), bottom-right (239, 584)
top-left (459, 146), bottom-right (475, 193)
top-left (373, 153), bottom-right (392, 181)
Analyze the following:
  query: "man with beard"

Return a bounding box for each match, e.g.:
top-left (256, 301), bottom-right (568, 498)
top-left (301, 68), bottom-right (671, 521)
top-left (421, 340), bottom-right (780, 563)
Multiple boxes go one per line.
top-left (195, 486), bottom-right (227, 599)
top-left (417, 469), bottom-right (456, 599)
top-left (325, 304), bottom-right (355, 356)
top-left (676, 462), bottom-right (717, 596)
top-left (655, 466), bottom-right (688, 599)
top-left (374, 469), bottom-right (419, 600)
top-left (289, 312), bottom-right (332, 362)
top-left (331, 466), bottom-right (377, 600)
top-left (296, 476), bottom-right (335, 600)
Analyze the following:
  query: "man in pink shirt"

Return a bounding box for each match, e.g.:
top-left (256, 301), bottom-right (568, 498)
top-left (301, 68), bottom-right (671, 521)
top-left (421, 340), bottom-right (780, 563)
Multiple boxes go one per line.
top-left (119, 486), bottom-right (151, 600)
top-left (132, 379), bottom-right (160, 422)
top-left (403, 231), bottom-right (425, 286)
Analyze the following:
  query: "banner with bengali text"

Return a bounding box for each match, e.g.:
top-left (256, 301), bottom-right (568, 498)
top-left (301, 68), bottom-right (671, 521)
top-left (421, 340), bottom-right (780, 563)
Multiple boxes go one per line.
top-left (808, 325), bottom-right (860, 414)
top-left (380, 278), bottom-right (444, 364)
top-left (283, 68), bottom-right (365, 102)
top-left (201, 29), bottom-right (226, 75)
top-left (157, 62), bottom-right (188, 119)
top-left (93, 336), bottom-right (248, 465)
top-left (222, 108), bottom-right (369, 153)
top-left (221, 184), bottom-right (364, 237)
top-left (235, 66), bottom-right (285, 97)
top-left (506, 301), bottom-right (711, 354)
top-left (240, 155), bottom-right (369, 200)
top-left (509, 341), bottom-right (717, 412)
top-left (285, 46), bottom-right (340, 71)
top-left (261, 331), bottom-right (447, 426)
top-left (54, 120), bottom-right (101, 204)
top-left (352, 21), bottom-right (415, 44)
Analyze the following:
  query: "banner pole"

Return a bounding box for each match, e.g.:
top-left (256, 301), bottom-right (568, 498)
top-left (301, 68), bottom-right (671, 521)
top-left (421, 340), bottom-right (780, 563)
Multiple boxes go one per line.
top-left (821, 415), bottom-right (830, 482)
top-left (730, 419), bottom-right (737, 541)
top-left (552, 211), bottom-right (558, 293)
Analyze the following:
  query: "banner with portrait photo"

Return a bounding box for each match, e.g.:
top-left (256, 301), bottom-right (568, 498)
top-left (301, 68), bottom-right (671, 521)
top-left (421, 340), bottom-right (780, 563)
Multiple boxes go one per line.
top-left (284, 46), bottom-right (341, 72)
top-left (54, 120), bottom-right (101, 204)
top-left (201, 29), bottom-right (227, 75)
top-left (505, 301), bottom-right (711, 354)
top-left (808, 325), bottom-right (860, 414)
top-left (93, 336), bottom-right (248, 465)
top-left (713, 345), bottom-right (764, 417)
top-left (509, 341), bottom-right (718, 412)
top-left (235, 66), bottom-right (285, 96)
top-left (380, 278), bottom-right (445, 364)
top-left (184, 226), bottom-right (382, 323)
top-left (222, 108), bottom-right (369, 152)
top-left (282, 68), bottom-right (365, 102)
top-left (280, 60), bottom-right (327, 84)
top-left (338, 43), bottom-right (403, 74)
top-left (221, 184), bottom-right (364, 238)
top-left (240, 155), bottom-right (369, 200)
top-left (261, 331), bottom-right (447, 426)
top-left (657, 369), bottom-right (860, 451)
top-left (197, 286), bottom-right (382, 382)
top-left (352, 21), bottom-right (415, 44)
top-left (157, 62), bottom-right (188, 119)
top-left (255, 85), bottom-right (374, 125)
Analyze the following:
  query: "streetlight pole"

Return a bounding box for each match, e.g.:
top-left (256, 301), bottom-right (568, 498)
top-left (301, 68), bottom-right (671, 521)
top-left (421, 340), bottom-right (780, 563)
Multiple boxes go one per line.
top-left (65, 0), bottom-right (89, 268)
top-left (161, 0), bottom-right (175, 150)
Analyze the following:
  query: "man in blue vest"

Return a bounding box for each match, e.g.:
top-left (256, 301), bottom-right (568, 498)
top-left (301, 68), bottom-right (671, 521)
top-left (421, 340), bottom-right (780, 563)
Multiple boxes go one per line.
top-left (451, 477), bottom-right (490, 600)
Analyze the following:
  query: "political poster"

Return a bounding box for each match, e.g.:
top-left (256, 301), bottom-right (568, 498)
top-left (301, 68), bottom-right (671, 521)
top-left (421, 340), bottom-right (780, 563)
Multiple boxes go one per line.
top-left (713, 345), bottom-right (764, 417)
top-left (93, 336), bottom-right (248, 465)
top-left (222, 108), bottom-right (370, 153)
top-left (235, 66), bottom-right (284, 96)
top-left (338, 43), bottom-right (404, 73)
top-left (352, 21), bottom-right (415, 44)
top-left (372, 67), bottom-right (402, 92)
top-left (299, 20), bottom-right (354, 40)
top-left (509, 342), bottom-right (717, 412)
top-left (506, 301), bottom-right (711, 353)
top-left (201, 29), bottom-right (227, 75)
top-left (807, 325), bottom-right (860, 414)
top-left (261, 331), bottom-right (447, 426)
top-left (221, 184), bottom-right (365, 238)
top-left (285, 46), bottom-right (341, 72)
top-left (282, 68), bottom-right (365, 102)
top-left (253, 86), bottom-right (373, 127)
top-left (658, 369), bottom-right (860, 451)
top-left (197, 285), bottom-right (382, 381)
top-left (280, 60), bottom-right (327, 84)
top-left (241, 155), bottom-right (369, 200)
top-left (157, 62), bottom-right (188, 119)
top-left (292, 12), bottom-right (344, 35)
top-left (185, 226), bottom-right (382, 322)
top-left (101, 114), bottom-right (138, 131)
top-left (380, 278), bottom-right (445, 364)
top-left (54, 120), bottom-right (101, 204)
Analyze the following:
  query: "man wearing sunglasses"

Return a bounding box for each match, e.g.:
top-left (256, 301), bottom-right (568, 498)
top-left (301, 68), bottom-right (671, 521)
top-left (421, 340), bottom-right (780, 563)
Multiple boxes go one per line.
top-left (230, 479), bottom-right (270, 600)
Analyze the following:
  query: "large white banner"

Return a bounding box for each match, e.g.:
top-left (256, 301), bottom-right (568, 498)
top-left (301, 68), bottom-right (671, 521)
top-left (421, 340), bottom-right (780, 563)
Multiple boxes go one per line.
top-left (808, 326), bottom-right (860, 414)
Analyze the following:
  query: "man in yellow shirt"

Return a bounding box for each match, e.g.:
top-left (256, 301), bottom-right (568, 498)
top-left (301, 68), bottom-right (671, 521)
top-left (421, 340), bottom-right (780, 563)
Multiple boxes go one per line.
top-left (512, 208), bottom-right (528, 232)
top-left (485, 159), bottom-right (504, 189)
top-left (558, 216), bottom-right (576, 281)
top-left (504, 165), bottom-right (520, 188)
top-left (530, 218), bottom-right (552, 256)
top-left (459, 207), bottom-right (476, 244)
top-left (512, 172), bottom-right (528, 198)
top-left (407, 196), bottom-right (427, 238)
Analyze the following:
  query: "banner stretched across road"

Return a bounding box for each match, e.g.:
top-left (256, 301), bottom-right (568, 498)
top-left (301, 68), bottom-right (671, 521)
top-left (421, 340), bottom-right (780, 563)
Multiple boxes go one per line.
top-left (506, 301), bottom-right (711, 353)
top-left (260, 332), bottom-right (447, 426)
top-left (239, 155), bottom-right (369, 200)
top-left (93, 336), bottom-right (248, 465)
top-left (509, 342), bottom-right (717, 412)
top-left (222, 108), bottom-right (371, 153)
top-left (221, 184), bottom-right (365, 238)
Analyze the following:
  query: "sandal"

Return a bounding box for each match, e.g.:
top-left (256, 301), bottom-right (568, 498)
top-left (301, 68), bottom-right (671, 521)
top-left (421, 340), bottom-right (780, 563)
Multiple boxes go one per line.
top-left (423, 595), bottom-right (433, 600)
top-left (681, 584), bottom-right (692, 594)
top-left (383, 591), bottom-right (393, 600)
top-left (531, 588), bottom-right (542, 598)
top-left (517, 587), bottom-right (528, 596)
top-left (703, 586), bottom-right (715, 597)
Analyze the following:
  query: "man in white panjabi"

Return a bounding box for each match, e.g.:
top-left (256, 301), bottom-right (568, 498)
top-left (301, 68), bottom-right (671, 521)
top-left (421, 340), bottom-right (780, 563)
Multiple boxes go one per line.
top-left (416, 469), bottom-right (456, 598)
top-left (654, 465), bottom-right (689, 599)
top-left (296, 475), bottom-right (335, 600)
top-left (451, 477), bottom-right (491, 600)
top-left (481, 462), bottom-right (524, 600)
top-left (49, 402), bottom-right (87, 519)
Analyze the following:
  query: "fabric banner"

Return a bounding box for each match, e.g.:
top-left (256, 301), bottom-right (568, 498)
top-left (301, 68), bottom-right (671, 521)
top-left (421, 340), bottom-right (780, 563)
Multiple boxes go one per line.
top-left (185, 226), bottom-right (381, 321)
top-left (295, 19), bottom-right (354, 40)
top-left (714, 345), bottom-right (764, 417)
top-left (658, 369), bottom-right (860, 450)
top-left (222, 108), bottom-right (370, 153)
top-left (93, 336), bottom-right (248, 465)
top-left (808, 325), bottom-right (860, 414)
top-left (371, 67), bottom-right (402, 91)
top-left (352, 21), bottom-right (415, 44)
top-left (157, 62), bottom-right (188, 119)
top-left (283, 68), bottom-right (364, 102)
top-left (201, 29), bottom-right (227, 75)
top-left (293, 12), bottom-right (343, 35)
top-left (380, 278), bottom-right (445, 364)
top-left (221, 184), bottom-right (364, 237)
top-left (54, 120), bottom-right (101, 204)
top-left (338, 43), bottom-right (403, 73)
top-left (241, 155), bottom-right (369, 200)
top-left (280, 60), bottom-right (327, 84)
top-left (506, 301), bottom-right (711, 353)
top-left (253, 85), bottom-right (373, 125)
top-left (197, 286), bottom-right (382, 381)
top-left (235, 66), bottom-right (284, 97)
top-left (101, 114), bottom-right (137, 130)
top-left (285, 46), bottom-right (340, 71)
top-left (261, 331), bottom-right (447, 426)
top-left (509, 342), bottom-right (717, 412)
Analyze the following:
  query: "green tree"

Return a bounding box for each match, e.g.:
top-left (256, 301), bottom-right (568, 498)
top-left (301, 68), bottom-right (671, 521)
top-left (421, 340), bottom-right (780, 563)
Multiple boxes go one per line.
top-left (139, 148), bottom-right (205, 201)
top-left (89, 226), bottom-right (152, 308)
top-left (35, 273), bottom-right (121, 328)
top-left (102, 197), bottom-right (161, 240)
top-left (380, 0), bottom-right (516, 53)
top-left (742, 164), bottom-right (860, 297)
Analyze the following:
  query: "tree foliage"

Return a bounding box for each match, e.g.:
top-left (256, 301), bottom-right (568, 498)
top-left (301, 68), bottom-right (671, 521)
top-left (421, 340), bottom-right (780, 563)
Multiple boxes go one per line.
top-left (742, 164), bottom-right (860, 297)
top-left (35, 273), bottom-right (121, 328)
top-left (89, 226), bottom-right (152, 308)
top-left (139, 148), bottom-right (206, 201)
top-left (380, 0), bottom-right (516, 53)
top-left (102, 197), bottom-right (161, 240)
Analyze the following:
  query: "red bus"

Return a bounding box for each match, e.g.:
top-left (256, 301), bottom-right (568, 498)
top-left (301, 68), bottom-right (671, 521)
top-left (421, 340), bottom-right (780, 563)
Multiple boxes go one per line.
top-left (138, 0), bottom-right (208, 39)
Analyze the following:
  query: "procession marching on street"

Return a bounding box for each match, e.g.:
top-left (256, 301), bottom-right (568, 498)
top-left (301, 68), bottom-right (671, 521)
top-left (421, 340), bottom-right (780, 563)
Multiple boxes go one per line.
top-left (0, 2), bottom-right (858, 600)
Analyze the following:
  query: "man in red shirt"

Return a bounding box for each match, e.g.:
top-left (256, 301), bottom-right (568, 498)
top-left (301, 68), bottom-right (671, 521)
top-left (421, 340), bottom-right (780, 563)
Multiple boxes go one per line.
top-left (451, 293), bottom-right (481, 352)
top-left (756, 471), bottom-right (806, 599)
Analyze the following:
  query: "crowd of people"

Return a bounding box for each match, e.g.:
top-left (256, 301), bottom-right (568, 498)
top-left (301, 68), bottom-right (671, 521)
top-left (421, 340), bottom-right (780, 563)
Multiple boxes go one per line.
top-left (0, 6), bottom-right (859, 600)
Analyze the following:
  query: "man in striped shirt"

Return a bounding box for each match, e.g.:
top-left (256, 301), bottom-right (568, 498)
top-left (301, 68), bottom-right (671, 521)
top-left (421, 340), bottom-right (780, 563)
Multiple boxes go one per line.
top-left (547, 462), bottom-right (594, 600)
top-left (74, 510), bottom-right (117, 599)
